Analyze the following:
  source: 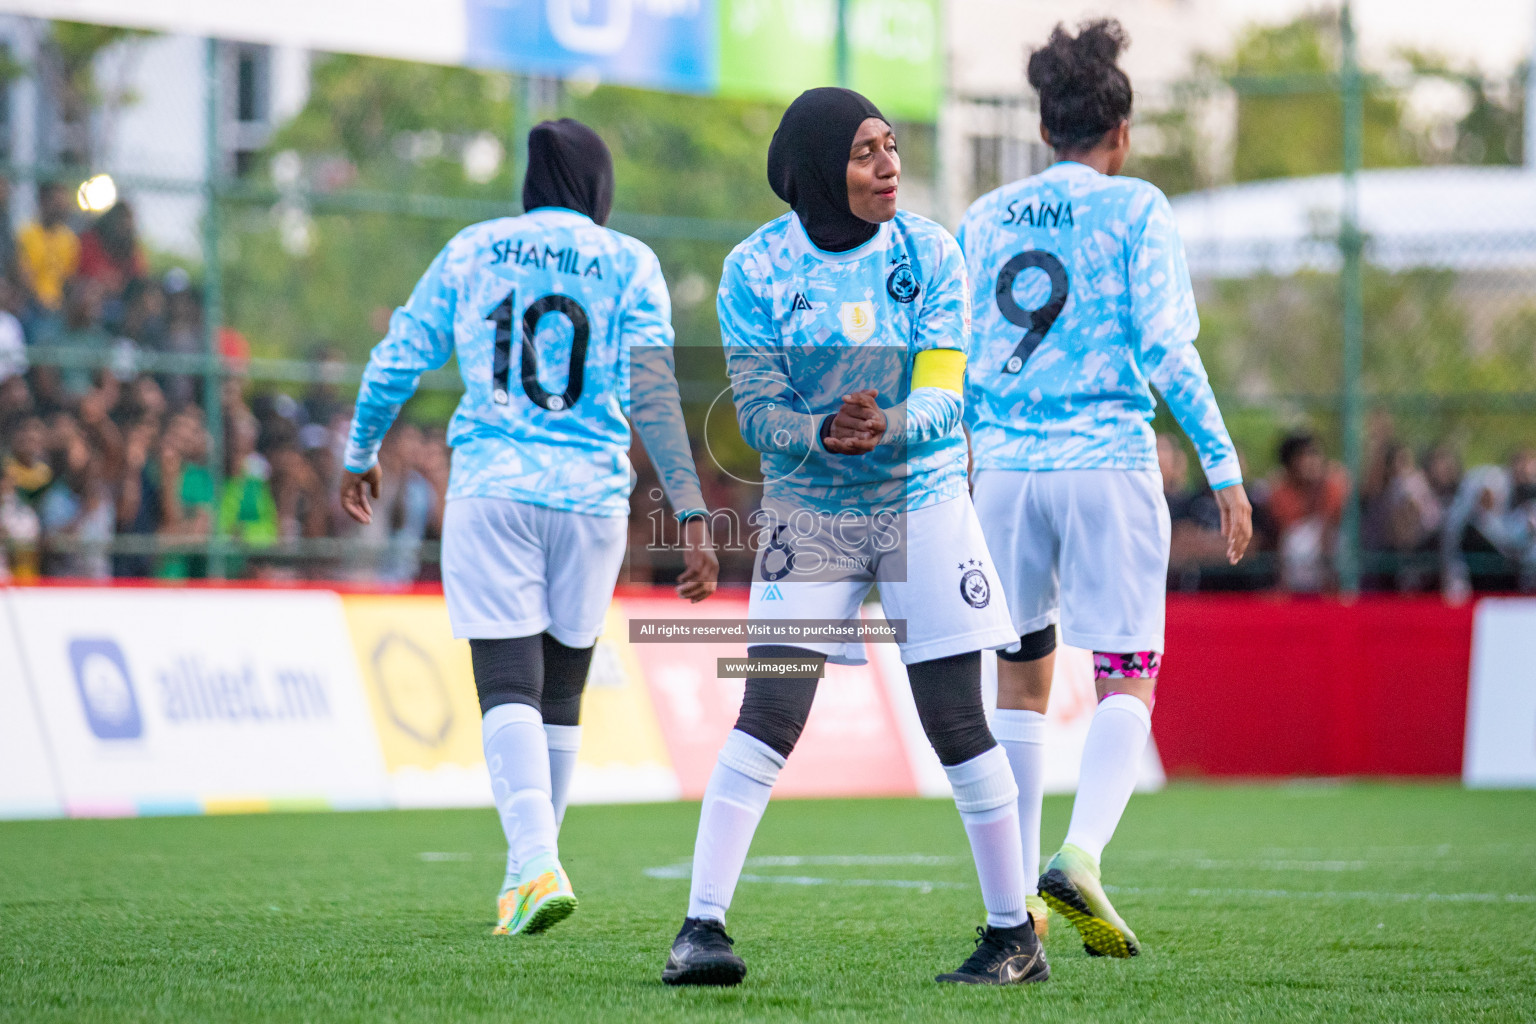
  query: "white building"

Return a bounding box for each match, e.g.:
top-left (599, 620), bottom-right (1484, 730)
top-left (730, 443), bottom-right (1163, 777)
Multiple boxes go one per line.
top-left (0, 16), bottom-right (308, 256)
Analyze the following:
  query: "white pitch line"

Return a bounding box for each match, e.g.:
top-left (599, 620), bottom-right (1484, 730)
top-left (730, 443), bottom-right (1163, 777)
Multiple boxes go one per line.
top-left (417, 852), bottom-right (473, 862)
top-left (1107, 884), bottom-right (1536, 905)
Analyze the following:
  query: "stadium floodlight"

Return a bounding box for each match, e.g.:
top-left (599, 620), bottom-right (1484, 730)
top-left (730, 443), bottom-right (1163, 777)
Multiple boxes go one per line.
top-left (76, 173), bottom-right (118, 213)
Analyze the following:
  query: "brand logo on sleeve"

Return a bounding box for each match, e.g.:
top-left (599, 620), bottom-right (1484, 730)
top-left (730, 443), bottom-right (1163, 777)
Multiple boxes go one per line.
top-left (839, 302), bottom-right (877, 343)
top-left (69, 638), bottom-right (143, 740)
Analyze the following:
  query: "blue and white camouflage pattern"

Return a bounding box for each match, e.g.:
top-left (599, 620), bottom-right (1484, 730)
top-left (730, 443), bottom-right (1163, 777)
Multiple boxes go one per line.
top-left (958, 161), bottom-right (1240, 487)
top-left (721, 211), bottom-right (971, 514)
top-left (344, 207), bottom-right (705, 519)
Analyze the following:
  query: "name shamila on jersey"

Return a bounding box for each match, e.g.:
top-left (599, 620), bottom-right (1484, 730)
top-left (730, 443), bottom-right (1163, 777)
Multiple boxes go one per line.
top-left (489, 237), bottom-right (604, 279)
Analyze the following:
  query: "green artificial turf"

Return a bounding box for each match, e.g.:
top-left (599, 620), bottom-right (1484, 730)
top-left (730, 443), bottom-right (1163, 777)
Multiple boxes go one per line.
top-left (1, 784), bottom-right (1533, 1022)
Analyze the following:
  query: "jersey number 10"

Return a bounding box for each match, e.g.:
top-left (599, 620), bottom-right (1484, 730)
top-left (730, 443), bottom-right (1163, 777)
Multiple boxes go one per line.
top-left (995, 250), bottom-right (1069, 375)
top-left (486, 290), bottom-right (591, 412)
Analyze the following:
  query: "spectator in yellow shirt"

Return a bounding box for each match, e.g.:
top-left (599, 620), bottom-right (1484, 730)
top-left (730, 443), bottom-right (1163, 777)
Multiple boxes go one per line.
top-left (17, 182), bottom-right (80, 313)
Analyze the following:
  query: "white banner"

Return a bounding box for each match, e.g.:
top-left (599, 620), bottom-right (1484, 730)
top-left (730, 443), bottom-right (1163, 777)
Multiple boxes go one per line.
top-left (1464, 598), bottom-right (1536, 788)
top-left (0, 594), bottom-right (62, 818)
top-left (9, 588), bottom-right (390, 814)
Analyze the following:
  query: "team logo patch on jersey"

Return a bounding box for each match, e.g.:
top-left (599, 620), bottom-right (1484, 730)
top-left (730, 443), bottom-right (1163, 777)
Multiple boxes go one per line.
top-left (886, 263), bottom-right (920, 303)
top-left (957, 559), bottom-right (991, 609)
top-left (839, 302), bottom-right (877, 342)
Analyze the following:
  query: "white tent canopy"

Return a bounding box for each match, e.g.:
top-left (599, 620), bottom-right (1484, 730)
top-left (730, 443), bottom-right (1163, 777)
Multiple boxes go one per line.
top-left (1171, 166), bottom-right (1536, 278)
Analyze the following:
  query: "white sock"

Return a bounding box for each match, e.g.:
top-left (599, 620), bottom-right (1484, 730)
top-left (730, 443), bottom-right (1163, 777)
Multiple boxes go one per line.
top-left (482, 702), bottom-right (559, 893)
top-left (545, 724), bottom-right (582, 828)
top-left (944, 745), bottom-right (1029, 929)
top-left (993, 709), bottom-right (1046, 891)
top-left (686, 730), bottom-right (784, 926)
top-left (1063, 693), bottom-right (1153, 863)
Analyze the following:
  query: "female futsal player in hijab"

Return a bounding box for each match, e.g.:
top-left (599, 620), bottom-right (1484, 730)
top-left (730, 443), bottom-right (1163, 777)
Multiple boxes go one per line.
top-left (342, 117), bottom-right (717, 938)
top-left (660, 88), bottom-right (1049, 988)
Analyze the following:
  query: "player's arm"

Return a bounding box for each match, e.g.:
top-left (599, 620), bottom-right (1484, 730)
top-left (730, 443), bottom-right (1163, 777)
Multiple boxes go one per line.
top-left (1132, 193), bottom-right (1251, 564)
top-left (829, 238), bottom-right (969, 453)
top-left (340, 244), bottom-right (457, 525)
top-left (622, 246), bottom-right (717, 602)
top-left (720, 255), bottom-right (823, 457)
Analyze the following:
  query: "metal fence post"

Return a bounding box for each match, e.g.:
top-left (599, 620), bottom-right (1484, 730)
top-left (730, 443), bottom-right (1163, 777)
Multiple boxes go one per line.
top-left (1337, 1), bottom-right (1365, 595)
top-left (835, 0), bottom-right (851, 89)
top-left (203, 37), bottom-right (226, 579)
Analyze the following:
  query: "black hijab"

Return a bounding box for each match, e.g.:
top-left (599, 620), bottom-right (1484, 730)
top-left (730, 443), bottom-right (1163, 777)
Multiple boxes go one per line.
top-left (767, 87), bottom-right (889, 252)
top-left (522, 118), bottom-right (615, 226)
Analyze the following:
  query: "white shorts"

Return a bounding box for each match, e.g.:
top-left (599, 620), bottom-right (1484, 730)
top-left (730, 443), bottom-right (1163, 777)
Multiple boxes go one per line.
top-left (746, 496), bottom-right (1017, 665)
top-left (441, 497), bottom-right (627, 646)
top-left (971, 468), bottom-right (1169, 653)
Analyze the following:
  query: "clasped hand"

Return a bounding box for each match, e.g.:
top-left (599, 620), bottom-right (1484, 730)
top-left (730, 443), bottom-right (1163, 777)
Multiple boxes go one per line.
top-left (822, 389), bottom-right (887, 456)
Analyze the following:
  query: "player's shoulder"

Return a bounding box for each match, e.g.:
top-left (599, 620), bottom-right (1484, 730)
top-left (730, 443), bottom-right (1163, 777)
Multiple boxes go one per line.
top-left (1083, 172), bottom-right (1175, 225)
top-left (724, 213), bottom-right (795, 277)
top-left (885, 212), bottom-right (961, 278)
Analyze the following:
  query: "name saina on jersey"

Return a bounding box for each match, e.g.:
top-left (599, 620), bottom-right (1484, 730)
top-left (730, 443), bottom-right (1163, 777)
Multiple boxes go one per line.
top-left (489, 237), bottom-right (604, 279)
top-left (1001, 200), bottom-right (1075, 228)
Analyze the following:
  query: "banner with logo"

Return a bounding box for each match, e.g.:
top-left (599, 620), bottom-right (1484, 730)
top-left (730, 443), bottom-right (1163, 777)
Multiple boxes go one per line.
top-left (0, 597), bottom-right (61, 818)
top-left (342, 594), bottom-right (491, 808)
top-left (0, 0), bottom-right (941, 120)
top-left (625, 593), bottom-right (918, 799)
top-left (8, 588), bottom-right (390, 816)
top-left (1464, 598), bottom-right (1536, 787)
top-left (343, 594), bottom-right (682, 807)
top-left (0, 585), bottom-right (1168, 819)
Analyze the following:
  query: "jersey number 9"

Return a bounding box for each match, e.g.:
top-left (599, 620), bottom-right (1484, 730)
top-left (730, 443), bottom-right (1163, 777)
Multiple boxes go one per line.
top-left (995, 250), bottom-right (1069, 375)
top-left (487, 290), bottom-right (590, 412)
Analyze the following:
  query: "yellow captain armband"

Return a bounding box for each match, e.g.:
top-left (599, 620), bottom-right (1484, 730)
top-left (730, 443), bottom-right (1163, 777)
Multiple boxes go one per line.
top-left (911, 347), bottom-right (967, 393)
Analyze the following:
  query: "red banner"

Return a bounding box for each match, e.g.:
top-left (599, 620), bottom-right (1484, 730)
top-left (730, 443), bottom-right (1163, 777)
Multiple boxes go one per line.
top-left (1155, 595), bottom-right (1475, 777)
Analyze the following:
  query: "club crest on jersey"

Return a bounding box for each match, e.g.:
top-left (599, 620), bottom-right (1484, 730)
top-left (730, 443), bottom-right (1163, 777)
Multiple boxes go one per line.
top-left (957, 558), bottom-right (991, 609)
top-left (839, 301), bottom-right (877, 342)
top-left (886, 263), bottom-right (920, 304)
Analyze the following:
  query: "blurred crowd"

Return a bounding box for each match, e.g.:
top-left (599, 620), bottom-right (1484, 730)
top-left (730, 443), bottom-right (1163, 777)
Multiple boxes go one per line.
top-left (2, 179), bottom-right (1534, 594)
top-left (1160, 424), bottom-right (1536, 597)
top-left (0, 181), bottom-right (450, 584)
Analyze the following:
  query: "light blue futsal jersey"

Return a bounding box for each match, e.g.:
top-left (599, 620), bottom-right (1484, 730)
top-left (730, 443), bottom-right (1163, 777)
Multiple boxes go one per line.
top-left (345, 207), bottom-right (705, 519)
top-left (720, 210), bottom-right (971, 514)
top-left (958, 161), bottom-right (1240, 487)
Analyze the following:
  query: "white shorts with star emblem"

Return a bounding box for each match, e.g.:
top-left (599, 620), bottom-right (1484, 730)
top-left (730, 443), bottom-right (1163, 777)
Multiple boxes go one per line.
top-left (971, 468), bottom-right (1169, 653)
top-left (745, 495), bottom-right (1017, 665)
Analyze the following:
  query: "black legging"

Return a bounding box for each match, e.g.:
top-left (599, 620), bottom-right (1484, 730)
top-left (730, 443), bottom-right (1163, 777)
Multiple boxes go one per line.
top-left (731, 645), bottom-right (995, 767)
top-left (469, 632), bottom-right (595, 725)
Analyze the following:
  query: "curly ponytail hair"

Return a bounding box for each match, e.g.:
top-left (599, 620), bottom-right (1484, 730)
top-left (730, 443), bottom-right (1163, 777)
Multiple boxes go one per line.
top-left (1027, 19), bottom-right (1132, 152)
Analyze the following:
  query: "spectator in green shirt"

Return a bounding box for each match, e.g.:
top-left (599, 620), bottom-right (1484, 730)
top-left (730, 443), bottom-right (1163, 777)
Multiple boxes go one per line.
top-left (155, 406), bottom-right (214, 580)
top-left (219, 408), bottom-right (278, 577)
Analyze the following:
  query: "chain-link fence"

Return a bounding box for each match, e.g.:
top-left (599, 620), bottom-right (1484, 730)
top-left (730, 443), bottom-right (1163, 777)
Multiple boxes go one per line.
top-left (1, 10), bottom-right (1534, 596)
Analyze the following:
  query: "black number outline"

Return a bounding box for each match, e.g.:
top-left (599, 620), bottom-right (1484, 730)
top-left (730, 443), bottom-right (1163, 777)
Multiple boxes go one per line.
top-left (995, 250), bottom-right (1069, 375)
top-left (486, 291), bottom-right (590, 412)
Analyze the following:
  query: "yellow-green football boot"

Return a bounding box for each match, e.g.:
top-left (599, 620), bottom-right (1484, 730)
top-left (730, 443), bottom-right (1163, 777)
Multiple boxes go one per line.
top-left (493, 859), bottom-right (577, 936)
top-left (1038, 844), bottom-right (1139, 957)
top-left (1025, 893), bottom-right (1050, 940)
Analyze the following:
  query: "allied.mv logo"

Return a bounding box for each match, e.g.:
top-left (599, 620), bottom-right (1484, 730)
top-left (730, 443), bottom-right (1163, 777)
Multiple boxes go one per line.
top-left (68, 638), bottom-right (142, 740)
top-left (839, 301), bottom-right (876, 342)
top-left (957, 559), bottom-right (991, 609)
